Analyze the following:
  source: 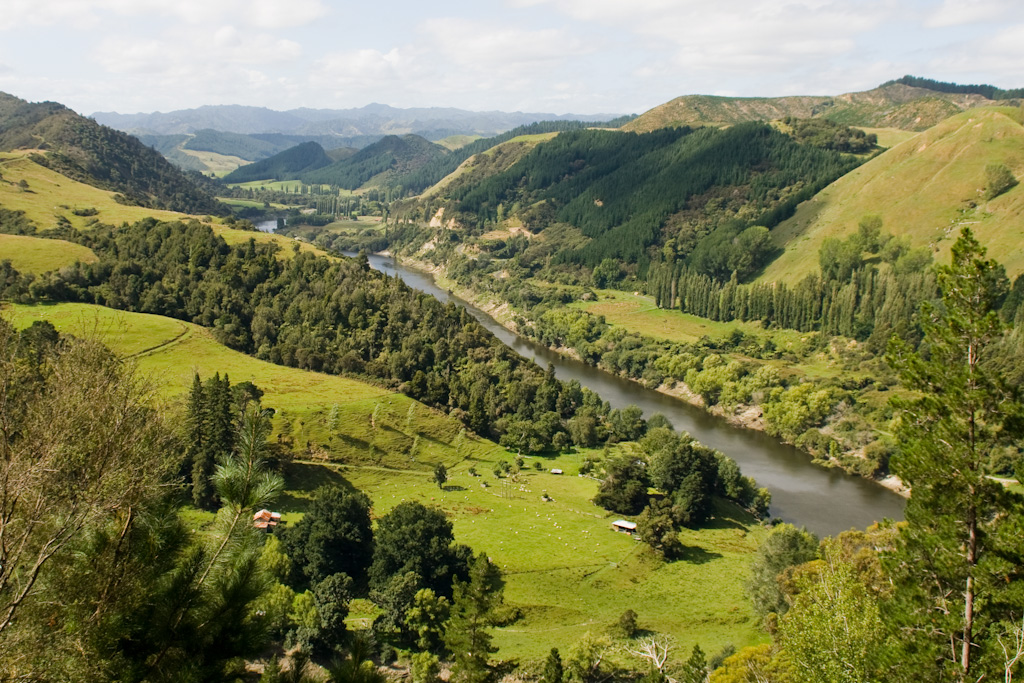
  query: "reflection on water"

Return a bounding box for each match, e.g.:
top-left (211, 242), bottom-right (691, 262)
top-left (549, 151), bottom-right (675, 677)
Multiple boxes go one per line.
top-left (359, 252), bottom-right (905, 537)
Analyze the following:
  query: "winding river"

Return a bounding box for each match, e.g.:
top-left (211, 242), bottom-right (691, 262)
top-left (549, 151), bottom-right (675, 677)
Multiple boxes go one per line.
top-left (360, 253), bottom-right (905, 537)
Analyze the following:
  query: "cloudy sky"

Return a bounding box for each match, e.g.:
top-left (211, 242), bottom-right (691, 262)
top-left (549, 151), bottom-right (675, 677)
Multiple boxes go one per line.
top-left (0, 0), bottom-right (1021, 117)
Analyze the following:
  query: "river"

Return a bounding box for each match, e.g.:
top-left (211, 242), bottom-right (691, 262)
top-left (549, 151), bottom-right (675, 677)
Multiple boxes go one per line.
top-left (359, 253), bottom-right (905, 537)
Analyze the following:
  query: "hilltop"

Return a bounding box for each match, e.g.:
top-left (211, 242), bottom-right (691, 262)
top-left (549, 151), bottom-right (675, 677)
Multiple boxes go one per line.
top-left (625, 82), bottom-right (1007, 133)
top-left (0, 92), bottom-right (223, 214)
top-left (759, 107), bottom-right (1024, 283)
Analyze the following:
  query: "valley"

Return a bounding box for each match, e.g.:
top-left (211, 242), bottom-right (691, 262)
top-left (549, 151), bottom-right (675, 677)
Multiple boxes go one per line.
top-left (2, 74), bottom-right (1024, 681)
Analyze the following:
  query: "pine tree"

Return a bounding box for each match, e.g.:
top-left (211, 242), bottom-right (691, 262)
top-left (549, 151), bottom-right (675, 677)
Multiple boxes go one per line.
top-left (444, 552), bottom-right (504, 683)
top-left (184, 373), bottom-right (207, 498)
top-left (542, 648), bottom-right (563, 683)
top-left (883, 228), bottom-right (1024, 681)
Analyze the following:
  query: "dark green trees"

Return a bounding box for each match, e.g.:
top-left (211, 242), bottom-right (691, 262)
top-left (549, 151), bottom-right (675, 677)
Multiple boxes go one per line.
top-left (283, 486), bottom-right (374, 586)
top-left (369, 502), bottom-right (472, 598)
top-left (883, 228), bottom-right (1024, 681)
top-left (183, 372), bottom-right (237, 509)
top-left (745, 523), bottom-right (818, 619)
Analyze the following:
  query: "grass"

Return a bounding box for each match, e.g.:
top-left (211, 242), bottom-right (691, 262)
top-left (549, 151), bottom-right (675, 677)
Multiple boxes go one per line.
top-left (568, 288), bottom-right (864, 384)
top-left (760, 108), bottom-right (1024, 283)
top-left (216, 197), bottom-right (289, 210)
top-left (1, 300), bottom-right (771, 662)
top-left (293, 448), bottom-right (769, 662)
top-left (436, 135), bottom-right (483, 151)
top-left (0, 303), bottom-right (475, 470)
top-left (0, 152), bottom-right (188, 230)
top-left (177, 149), bottom-right (248, 175)
top-left (571, 290), bottom-right (765, 344)
top-left (0, 234), bottom-right (97, 273)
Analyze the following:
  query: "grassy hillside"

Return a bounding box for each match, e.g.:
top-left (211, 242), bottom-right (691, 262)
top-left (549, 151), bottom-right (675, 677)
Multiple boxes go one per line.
top-left (0, 234), bottom-right (96, 272)
top-left (1, 302), bottom-right (473, 470)
top-left (1, 301), bottom-right (768, 661)
top-left (0, 151), bottom-right (187, 229)
top-left (625, 83), bottom-right (999, 134)
top-left (760, 108), bottom-right (1024, 283)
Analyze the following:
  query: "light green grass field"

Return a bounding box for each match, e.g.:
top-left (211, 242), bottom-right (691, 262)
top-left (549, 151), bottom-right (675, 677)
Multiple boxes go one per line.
top-left (298, 448), bottom-right (768, 661)
top-left (761, 108), bottom-right (1024, 283)
top-left (0, 234), bottom-right (97, 273)
top-left (569, 289), bottom-right (860, 383)
top-left (437, 135), bottom-right (483, 151)
top-left (0, 152), bottom-right (190, 230)
top-left (571, 290), bottom-right (765, 343)
top-left (217, 197), bottom-right (289, 210)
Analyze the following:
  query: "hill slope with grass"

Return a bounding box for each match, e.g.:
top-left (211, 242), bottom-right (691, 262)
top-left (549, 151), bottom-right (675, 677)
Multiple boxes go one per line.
top-left (0, 92), bottom-right (223, 214)
top-left (759, 107), bottom-right (1024, 283)
top-left (625, 82), bottom-right (1004, 134)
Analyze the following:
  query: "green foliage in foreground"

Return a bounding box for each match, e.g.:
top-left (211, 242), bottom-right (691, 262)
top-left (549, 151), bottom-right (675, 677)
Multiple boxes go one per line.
top-left (0, 319), bottom-right (283, 680)
top-left (882, 228), bottom-right (1024, 680)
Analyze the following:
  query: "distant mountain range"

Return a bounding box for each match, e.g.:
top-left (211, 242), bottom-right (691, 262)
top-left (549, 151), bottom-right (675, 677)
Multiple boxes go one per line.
top-left (92, 103), bottom-right (622, 138)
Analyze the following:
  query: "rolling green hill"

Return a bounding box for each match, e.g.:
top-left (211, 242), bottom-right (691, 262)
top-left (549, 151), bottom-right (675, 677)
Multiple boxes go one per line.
top-left (222, 141), bottom-right (332, 183)
top-left (301, 133), bottom-right (447, 189)
top-left (760, 107), bottom-right (1024, 283)
top-left (625, 82), bottom-right (1005, 134)
top-left (0, 92), bottom-right (223, 214)
top-left (434, 123), bottom-right (859, 269)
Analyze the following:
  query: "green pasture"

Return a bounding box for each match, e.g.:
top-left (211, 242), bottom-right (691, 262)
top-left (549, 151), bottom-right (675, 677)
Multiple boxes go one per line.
top-left (0, 303), bottom-right (481, 471)
top-left (0, 234), bottom-right (97, 273)
top-left (293, 447), bottom-right (769, 662)
top-left (217, 197), bottom-right (289, 210)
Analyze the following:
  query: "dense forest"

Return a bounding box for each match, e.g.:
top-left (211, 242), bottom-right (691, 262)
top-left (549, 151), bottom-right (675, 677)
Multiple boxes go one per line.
top-left (427, 123), bottom-right (860, 269)
top-left (222, 141), bottom-right (333, 183)
top-left (301, 135), bottom-right (448, 189)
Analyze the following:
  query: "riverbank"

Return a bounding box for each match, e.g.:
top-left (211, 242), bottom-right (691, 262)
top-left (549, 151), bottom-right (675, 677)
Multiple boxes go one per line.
top-left (388, 252), bottom-right (909, 499)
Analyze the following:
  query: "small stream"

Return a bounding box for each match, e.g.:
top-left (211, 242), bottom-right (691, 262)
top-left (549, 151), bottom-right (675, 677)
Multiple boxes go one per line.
top-left (360, 253), bottom-right (905, 537)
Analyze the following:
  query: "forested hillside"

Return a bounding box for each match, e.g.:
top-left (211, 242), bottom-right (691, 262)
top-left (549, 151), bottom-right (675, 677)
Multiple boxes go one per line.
top-left (222, 141), bottom-right (333, 183)
top-left (302, 134), bottom-right (447, 189)
top-left (429, 123), bottom-right (858, 269)
top-left (0, 92), bottom-right (224, 214)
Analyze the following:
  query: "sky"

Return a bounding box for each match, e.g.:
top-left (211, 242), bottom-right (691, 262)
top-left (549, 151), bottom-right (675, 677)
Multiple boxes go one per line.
top-left (0, 0), bottom-right (1022, 117)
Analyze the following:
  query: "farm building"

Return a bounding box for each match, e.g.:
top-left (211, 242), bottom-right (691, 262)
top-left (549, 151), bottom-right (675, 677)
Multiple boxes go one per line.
top-left (612, 519), bottom-right (637, 534)
top-left (253, 509), bottom-right (282, 531)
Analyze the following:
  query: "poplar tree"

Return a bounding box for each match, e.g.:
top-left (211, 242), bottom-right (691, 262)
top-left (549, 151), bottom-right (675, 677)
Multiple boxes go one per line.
top-left (883, 228), bottom-right (1024, 681)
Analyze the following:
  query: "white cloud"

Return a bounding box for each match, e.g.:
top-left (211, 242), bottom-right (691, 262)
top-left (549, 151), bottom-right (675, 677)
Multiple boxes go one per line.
top-left (0, 0), bottom-right (329, 31)
top-left (511, 0), bottom-right (884, 76)
top-left (94, 26), bottom-right (301, 75)
top-left (926, 0), bottom-right (1020, 27)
